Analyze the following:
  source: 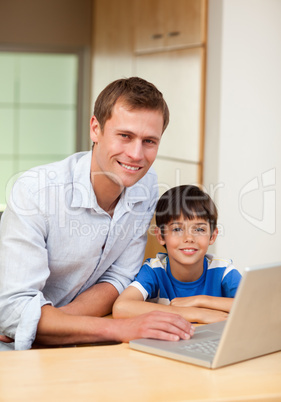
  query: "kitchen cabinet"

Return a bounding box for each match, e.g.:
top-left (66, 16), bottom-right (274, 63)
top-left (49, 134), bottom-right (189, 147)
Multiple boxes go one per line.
top-left (134, 0), bottom-right (206, 53)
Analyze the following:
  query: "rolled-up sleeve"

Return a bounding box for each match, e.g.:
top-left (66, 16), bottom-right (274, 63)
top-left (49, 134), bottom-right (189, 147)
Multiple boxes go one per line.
top-left (98, 229), bottom-right (148, 293)
top-left (0, 180), bottom-right (52, 350)
top-left (97, 173), bottom-right (159, 294)
top-left (98, 197), bottom-right (157, 293)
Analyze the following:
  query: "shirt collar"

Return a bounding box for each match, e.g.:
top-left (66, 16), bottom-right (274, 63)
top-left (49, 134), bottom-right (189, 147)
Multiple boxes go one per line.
top-left (71, 151), bottom-right (97, 209)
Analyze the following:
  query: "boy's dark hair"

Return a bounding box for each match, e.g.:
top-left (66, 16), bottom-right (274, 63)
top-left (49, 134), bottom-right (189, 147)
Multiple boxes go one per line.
top-left (93, 77), bottom-right (169, 133)
top-left (155, 185), bottom-right (218, 236)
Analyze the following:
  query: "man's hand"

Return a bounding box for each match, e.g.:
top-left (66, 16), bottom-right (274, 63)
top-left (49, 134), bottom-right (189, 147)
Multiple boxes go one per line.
top-left (112, 311), bottom-right (195, 343)
top-left (0, 334), bottom-right (13, 343)
top-left (0, 310), bottom-right (194, 347)
top-left (34, 304), bottom-right (195, 347)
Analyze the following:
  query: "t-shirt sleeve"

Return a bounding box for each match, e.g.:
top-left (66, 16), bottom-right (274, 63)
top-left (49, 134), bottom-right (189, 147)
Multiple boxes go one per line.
top-left (129, 261), bottom-right (159, 300)
top-left (222, 269), bottom-right (242, 297)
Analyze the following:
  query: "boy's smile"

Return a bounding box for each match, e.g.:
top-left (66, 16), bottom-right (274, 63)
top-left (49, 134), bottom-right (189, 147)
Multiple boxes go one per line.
top-left (156, 215), bottom-right (218, 282)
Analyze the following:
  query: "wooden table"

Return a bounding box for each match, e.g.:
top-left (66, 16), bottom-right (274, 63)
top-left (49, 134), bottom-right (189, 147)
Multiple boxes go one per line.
top-left (0, 342), bottom-right (280, 401)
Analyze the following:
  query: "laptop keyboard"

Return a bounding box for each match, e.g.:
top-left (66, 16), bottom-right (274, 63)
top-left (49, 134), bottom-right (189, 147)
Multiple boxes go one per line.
top-left (179, 338), bottom-right (220, 355)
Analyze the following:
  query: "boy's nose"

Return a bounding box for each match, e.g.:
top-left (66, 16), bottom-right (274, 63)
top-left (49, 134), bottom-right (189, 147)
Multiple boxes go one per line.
top-left (183, 231), bottom-right (194, 242)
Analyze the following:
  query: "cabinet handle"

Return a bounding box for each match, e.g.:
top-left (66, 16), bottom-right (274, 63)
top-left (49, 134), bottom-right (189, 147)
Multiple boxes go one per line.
top-left (151, 33), bottom-right (163, 40)
top-left (167, 31), bottom-right (181, 37)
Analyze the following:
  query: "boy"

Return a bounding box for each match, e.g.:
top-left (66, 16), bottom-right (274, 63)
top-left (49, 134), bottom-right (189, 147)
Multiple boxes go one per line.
top-left (113, 185), bottom-right (242, 323)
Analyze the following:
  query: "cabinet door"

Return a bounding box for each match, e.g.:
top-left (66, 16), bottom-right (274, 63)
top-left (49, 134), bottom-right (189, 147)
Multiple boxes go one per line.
top-left (134, 0), bottom-right (206, 52)
top-left (165, 0), bottom-right (206, 48)
top-left (134, 0), bottom-right (166, 52)
top-left (92, 0), bottom-right (134, 101)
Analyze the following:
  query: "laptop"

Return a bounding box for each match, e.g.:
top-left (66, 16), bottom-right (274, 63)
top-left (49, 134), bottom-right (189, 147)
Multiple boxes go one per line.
top-left (129, 261), bottom-right (281, 369)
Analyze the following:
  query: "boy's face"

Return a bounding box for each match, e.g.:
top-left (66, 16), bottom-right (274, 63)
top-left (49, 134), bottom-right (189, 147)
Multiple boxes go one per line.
top-left (155, 215), bottom-right (218, 282)
top-left (90, 99), bottom-right (163, 190)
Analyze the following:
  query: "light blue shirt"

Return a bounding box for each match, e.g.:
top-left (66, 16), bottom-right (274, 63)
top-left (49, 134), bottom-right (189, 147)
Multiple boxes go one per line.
top-left (0, 151), bottom-right (158, 350)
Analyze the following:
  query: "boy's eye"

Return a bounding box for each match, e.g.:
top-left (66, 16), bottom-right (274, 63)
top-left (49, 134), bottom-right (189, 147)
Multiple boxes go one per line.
top-left (192, 227), bottom-right (206, 234)
top-left (172, 227), bottom-right (182, 232)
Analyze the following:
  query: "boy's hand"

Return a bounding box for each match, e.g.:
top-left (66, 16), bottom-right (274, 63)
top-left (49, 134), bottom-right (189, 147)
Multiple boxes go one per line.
top-left (171, 297), bottom-right (229, 324)
top-left (171, 295), bottom-right (234, 314)
top-left (194, 308), bottom-right (229, 323)
top-left (170, 296), bottom-right (205, 308)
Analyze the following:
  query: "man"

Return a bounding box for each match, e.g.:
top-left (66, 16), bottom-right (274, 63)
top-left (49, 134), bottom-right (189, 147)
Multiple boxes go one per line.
top-left (0, 77), bottom-right (194, 350)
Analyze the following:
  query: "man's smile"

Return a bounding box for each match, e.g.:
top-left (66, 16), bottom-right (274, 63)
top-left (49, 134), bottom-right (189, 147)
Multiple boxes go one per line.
top-left (118, 161), bottom-right (142, 171)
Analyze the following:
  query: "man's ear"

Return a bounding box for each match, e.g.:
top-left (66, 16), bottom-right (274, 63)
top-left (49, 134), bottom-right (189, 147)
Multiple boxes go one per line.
top-left (209, 227), bottom-right (218, 245)
top-left (90, 116), bottom-right (101, 143)
top-left (155, 226), bottom-right (165, 246)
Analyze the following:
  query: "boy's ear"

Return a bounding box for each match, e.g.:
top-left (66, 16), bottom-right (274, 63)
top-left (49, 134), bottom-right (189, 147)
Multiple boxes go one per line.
top-left (90, 116), bottom-right (101, 143)
top-left (209, 227), bottom-right (218, 245)
top-left (154, 226), bottom-right (165, 246)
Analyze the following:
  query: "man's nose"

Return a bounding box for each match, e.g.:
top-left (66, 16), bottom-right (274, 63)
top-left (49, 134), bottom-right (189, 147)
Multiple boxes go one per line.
top-left (127, 140), bottom-right (144, 161)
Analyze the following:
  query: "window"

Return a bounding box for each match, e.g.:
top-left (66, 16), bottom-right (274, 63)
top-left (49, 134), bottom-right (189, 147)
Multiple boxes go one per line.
top-left (0, 52), bottom-right (79, 208)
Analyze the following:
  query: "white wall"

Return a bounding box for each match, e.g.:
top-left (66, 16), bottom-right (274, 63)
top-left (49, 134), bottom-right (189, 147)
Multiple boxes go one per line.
top-left (204, 0), bottom-right (281, 272)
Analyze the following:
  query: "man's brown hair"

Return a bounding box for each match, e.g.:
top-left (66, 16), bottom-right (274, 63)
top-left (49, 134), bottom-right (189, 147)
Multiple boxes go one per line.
top-left (93, 77), bottom-right (169, 133)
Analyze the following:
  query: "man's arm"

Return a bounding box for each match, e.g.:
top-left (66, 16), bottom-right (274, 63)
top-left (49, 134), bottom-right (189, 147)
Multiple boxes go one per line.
top-left (59, 282), bottom-right (119, 317)
top-left (0, 283), bottom-right (116, 345)
top-left (0, 284), bottom-right (195, 346)
top-left (33, 304), bottom-right (194, 345)
top-left (113, 286), bottom-right (229, 324)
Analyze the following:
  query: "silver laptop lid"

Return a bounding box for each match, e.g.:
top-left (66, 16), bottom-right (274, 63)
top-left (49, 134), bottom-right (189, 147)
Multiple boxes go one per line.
top-left (212, 261), bottom-right (281, 367)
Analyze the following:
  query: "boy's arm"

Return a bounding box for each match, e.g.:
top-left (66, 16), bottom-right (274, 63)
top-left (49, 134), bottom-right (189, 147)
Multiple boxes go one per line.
top-left (113, 286), bottom-right (229, 324)
top-left (170, 295), bottom-right (234, 313)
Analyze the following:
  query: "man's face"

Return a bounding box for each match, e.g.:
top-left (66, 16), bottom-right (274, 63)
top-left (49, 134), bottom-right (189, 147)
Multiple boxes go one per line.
top-left (90, 100), bottom-right (163, 189)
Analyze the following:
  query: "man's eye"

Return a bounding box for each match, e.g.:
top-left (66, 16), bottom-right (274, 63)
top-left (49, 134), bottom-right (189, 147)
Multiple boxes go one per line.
top-left (120, 134), bottom-right (129, 139)
top-left (143, 139), bottom-right (154, 145)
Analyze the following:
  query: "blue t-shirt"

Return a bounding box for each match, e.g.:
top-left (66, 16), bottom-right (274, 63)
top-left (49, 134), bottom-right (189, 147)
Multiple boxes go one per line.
top-left (130, 253), bottom-right (242, 304)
